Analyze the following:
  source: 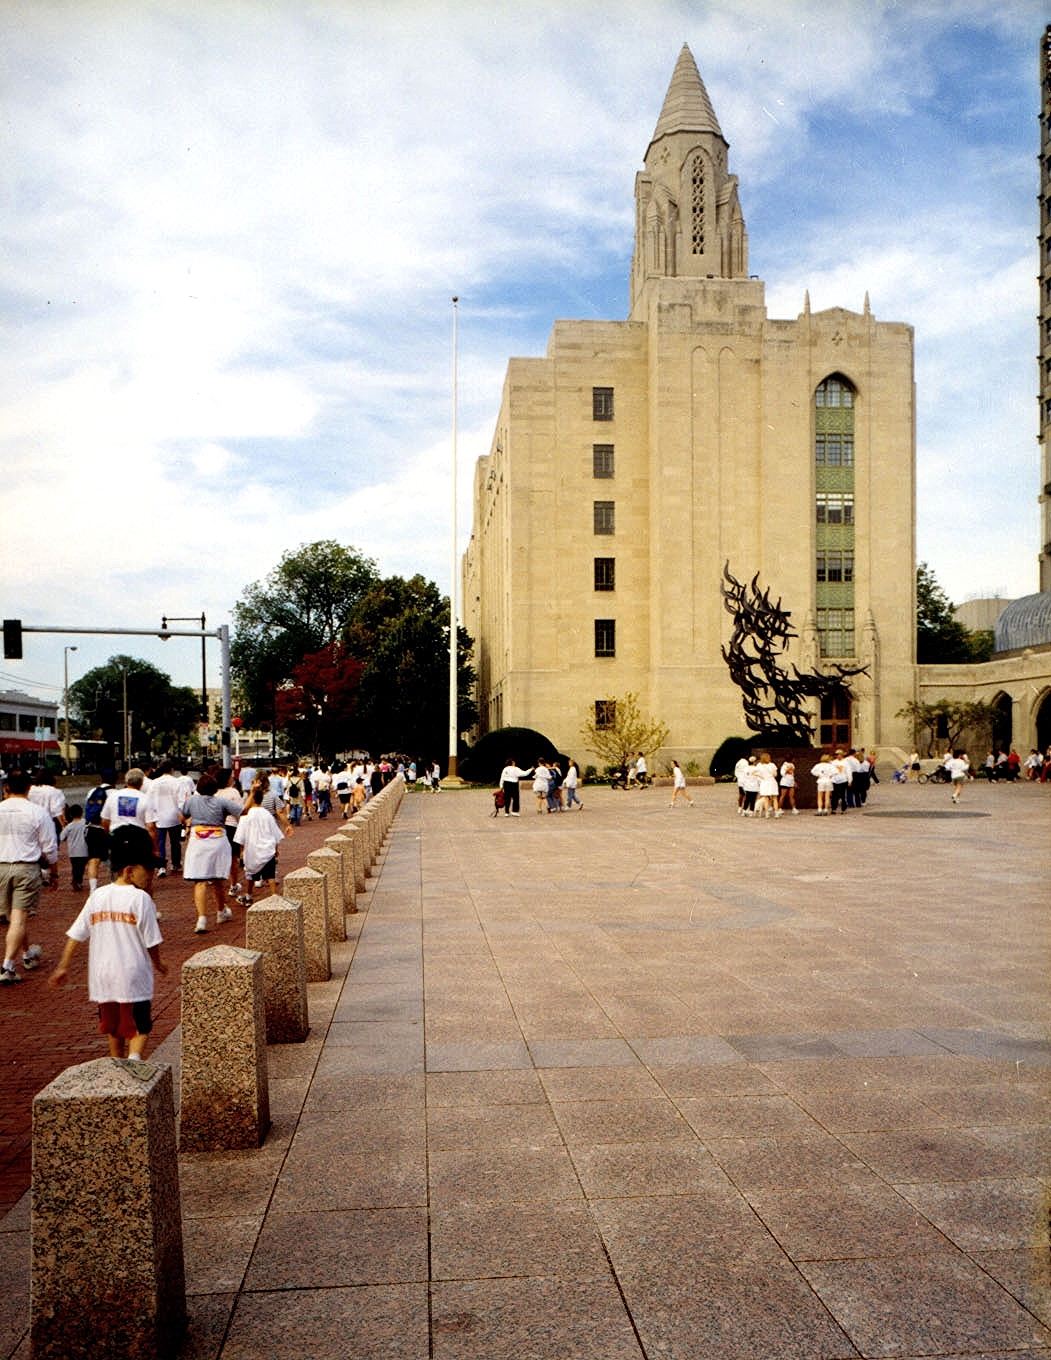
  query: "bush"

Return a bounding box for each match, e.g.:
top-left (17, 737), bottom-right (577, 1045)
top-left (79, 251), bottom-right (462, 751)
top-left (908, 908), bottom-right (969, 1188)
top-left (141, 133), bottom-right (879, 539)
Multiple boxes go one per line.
top-left (583, 765), bottom-right (598, 783)
top-left (709, 735), bottom-right (753, 780)
top-left (459, 727), bottom-right (561, 785)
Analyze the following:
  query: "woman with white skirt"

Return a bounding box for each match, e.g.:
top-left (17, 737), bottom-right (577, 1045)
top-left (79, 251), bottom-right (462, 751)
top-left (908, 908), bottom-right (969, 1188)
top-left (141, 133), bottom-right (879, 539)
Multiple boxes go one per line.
top-left (181, 771), bottom-right (233, 934)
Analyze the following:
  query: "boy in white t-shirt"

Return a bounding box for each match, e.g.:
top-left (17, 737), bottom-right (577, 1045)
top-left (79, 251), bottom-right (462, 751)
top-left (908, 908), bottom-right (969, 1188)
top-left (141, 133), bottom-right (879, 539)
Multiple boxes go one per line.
top-left (47, 824), bottom-right (166, 1060)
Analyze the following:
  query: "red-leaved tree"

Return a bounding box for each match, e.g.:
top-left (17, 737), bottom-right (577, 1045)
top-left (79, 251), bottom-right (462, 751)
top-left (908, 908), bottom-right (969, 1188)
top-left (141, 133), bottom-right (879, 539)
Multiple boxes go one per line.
top-left (274, 643), bottom-right (364, 757)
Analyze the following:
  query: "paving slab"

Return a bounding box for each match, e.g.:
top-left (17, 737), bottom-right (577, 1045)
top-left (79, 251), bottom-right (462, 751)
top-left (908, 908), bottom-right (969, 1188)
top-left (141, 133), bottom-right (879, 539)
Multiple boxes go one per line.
top-left (1, 778), bottom-right (1049, 1359)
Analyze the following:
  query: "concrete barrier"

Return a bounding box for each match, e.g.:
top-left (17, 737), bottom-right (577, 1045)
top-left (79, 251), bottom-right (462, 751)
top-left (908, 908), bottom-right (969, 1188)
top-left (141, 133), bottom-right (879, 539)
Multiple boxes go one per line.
top-left (324, 832), bottom-right (358, 913)
top-left (180, 945), bottom-right (270, 1151)
top-left (32, 1057), bottom-right (185, 1358)
top-left (342, 821), bottom-right (367, 893)
top-left (282, 866), bottom-right (331, 982)
top-left (307, 847), bottom-right (346, 942)
top-left (245, 895), bottom-right (310, 1044)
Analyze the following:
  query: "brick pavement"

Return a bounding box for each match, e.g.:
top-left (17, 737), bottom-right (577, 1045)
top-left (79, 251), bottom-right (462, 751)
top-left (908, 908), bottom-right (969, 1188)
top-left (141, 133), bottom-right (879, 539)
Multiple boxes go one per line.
top-left (0, 805), bottom-right (342, 1219)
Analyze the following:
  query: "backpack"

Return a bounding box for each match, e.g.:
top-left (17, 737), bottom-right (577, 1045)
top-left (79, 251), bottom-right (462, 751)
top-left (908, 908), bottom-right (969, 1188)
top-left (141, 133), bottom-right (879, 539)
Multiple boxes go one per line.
top-left (288, 780), bottom-right (301, 798)
top-left (84, 785), bottom-right (109, 826)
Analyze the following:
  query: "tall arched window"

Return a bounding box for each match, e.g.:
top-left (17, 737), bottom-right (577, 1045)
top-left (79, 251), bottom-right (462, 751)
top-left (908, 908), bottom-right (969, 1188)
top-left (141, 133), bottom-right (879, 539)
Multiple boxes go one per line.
top-left (814, 374), bottom-right (857, 657)
top-left (689, 153), bottom-right (705, 255)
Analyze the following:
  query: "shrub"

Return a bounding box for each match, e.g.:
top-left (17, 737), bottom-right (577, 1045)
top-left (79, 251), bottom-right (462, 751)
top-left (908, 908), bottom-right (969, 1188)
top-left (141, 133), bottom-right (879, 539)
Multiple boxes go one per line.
top-left (459, 727), bottom-right (561, 785)
top-left (709, 735), bottom-right (753, 779)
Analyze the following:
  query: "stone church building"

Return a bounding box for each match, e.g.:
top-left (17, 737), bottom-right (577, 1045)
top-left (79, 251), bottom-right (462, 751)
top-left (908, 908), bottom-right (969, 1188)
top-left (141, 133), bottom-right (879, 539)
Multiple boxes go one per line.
top-left (463, 45), bottom-right (917, 766)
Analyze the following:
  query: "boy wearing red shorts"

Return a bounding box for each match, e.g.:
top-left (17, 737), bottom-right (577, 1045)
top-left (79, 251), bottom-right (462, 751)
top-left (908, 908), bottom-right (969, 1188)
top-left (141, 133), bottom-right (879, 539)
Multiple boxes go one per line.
top-left (48, 824), bottom-right (167, 1059)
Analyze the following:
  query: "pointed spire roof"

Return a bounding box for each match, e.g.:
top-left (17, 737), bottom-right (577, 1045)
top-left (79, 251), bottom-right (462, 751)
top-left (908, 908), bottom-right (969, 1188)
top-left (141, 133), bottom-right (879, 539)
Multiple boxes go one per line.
top-left (650, 44), bottom-right (723, 145)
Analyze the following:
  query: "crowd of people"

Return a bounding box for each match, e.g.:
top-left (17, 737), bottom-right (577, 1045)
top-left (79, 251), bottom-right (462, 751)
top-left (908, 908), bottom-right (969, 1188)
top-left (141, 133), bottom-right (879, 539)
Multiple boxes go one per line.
top-left (0, 754), bottom-right (408, 1062)
top-left (733, 749), bottom-right (876, 817)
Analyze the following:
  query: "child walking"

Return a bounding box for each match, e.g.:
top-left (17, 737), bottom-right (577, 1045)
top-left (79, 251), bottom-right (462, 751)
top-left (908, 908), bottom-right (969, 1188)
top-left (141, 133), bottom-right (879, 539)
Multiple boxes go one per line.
top-left (47, 824), bottom-right (166, 1060)
top-left (60, 802), bottom-right (90, 891)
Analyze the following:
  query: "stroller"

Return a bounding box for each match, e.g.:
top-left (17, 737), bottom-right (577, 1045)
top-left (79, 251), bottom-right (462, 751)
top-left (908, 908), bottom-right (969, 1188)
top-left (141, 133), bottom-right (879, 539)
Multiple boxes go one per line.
top-left (892, 765), bottom-right (908, 783)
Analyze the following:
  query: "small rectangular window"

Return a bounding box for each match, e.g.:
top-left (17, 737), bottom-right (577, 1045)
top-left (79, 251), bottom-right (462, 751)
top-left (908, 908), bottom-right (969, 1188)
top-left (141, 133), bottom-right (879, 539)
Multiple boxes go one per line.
top-left (0, 713), bottom-right (15, 731)
top-left (594, 619), bottom-right (616, 657)
top-left (594, 557), bottom-right (615, 591)
top-left (592, 387), bottom-right (614, 421)
top-left (593, 444), bottom-right (614, 478)
top-left (595, 700), bottom-right (616, 730)
top-left (593, 501), bottom-right (615, 535)
top-left (18, 714), bottom-right (37, 732)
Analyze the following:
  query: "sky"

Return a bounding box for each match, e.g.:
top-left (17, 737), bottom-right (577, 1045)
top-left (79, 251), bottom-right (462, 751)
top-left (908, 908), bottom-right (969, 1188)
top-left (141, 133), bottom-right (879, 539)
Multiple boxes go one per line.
top-left (0, 0), bottom-right (1046, 708)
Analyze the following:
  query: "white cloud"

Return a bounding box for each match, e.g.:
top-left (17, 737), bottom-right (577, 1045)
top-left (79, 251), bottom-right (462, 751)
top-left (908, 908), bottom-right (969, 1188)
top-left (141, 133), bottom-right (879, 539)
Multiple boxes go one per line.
top-left (0, 0), bottom-right (1047, 698)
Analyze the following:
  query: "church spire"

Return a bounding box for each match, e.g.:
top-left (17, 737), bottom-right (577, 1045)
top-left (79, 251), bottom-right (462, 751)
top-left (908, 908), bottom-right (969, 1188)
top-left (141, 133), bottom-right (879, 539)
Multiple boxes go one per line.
top-left (630, 45), bottom-right (748, 317)
top-left (649, 44), bottom-right (723, 149)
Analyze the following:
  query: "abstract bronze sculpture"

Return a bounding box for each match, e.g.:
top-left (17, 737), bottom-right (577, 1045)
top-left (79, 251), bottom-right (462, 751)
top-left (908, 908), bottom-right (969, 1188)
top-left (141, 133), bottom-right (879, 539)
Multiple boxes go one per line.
top-left (720, 563), bottom-right (867, 744)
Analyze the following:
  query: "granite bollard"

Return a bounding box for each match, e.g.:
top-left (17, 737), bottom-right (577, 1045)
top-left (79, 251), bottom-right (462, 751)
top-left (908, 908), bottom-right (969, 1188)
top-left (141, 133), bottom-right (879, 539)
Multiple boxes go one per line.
top-left (281, 866), bottom-right (331, 981)
top-left (307, 846), bottom-right (347, 942)
top-left (245, 895), bottom-right (310, 1043)
top-left (180, 945), bottom-right (270, 1151)
top-left (32, 1057), bottom-right (185, 1359)
top-left (343, 821), bottom-right (367, 893)
top-left (324, 832), bottom-right (358, 913)
top-left (358, 808), bottom-right (378, 873)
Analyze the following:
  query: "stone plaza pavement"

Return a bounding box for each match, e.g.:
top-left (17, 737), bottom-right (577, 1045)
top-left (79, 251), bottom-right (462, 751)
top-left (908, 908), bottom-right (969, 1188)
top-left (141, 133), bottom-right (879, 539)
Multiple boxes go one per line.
top-left (2, 778), bottom-right (1050, 1358)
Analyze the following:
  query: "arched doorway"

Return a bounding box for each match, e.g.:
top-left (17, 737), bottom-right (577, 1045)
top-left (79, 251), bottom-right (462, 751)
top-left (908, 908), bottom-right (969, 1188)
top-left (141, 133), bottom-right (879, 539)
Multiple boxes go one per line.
top-left (1036, 690), bottom-right (1051, 754)
top-left (991, 692), bottom-right (1012, 752)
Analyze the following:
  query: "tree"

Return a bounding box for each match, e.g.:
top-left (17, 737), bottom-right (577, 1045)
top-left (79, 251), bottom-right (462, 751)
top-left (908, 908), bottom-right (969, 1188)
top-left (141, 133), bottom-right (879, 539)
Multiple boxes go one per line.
top-left (274, 644), bottom-right (364, 756)
top-left (231, 541), bottom-right (380, 728)
top-left (68, 655), bottom-right (200, 758)
top-left (896, 698), bottom-right (995, 756)
top-left (916, 563), bottom-right (992, 664)
top-left (352, 575), bottom-right (477, 758)
top-left (580, 693), bottom-right (670, 772)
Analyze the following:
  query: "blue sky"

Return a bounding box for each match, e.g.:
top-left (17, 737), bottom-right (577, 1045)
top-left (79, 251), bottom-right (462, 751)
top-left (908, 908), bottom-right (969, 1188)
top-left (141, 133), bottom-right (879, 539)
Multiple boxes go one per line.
top-left (0, 0), bottom-right (1045, 703)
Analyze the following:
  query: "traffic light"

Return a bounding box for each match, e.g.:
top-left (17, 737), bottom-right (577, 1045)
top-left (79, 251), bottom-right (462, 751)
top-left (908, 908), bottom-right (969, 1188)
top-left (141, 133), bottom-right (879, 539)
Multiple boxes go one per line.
top-left (2, 619), bottom-right (22, 660)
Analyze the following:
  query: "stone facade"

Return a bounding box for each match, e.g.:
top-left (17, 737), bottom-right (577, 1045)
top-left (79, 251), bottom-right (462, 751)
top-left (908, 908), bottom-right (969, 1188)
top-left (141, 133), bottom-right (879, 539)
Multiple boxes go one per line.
top-left (463, 45), bottom-right (917, 766)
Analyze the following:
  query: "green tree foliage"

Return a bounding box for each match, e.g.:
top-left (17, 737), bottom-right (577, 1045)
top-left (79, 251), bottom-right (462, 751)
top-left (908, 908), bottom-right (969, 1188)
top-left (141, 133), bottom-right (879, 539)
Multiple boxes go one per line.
top-left (916, 563), bottom-right (993, 664)
top-left (580, 692), bottom-right (670, 771)
top-left (231, 547), bottom-right (477, 759)
top-left (896, 698), bottom-right (995, 757)
top-left (352, 575), bottom-right (478, 758)
top-left (69, 655), bottom-right (200, 757)
top-left (231, 541), bottom-right (380, 726)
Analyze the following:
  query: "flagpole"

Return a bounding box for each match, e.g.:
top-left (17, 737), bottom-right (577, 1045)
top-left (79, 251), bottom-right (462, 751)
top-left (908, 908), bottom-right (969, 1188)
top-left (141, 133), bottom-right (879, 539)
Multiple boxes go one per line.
top-left (447, 295), bottom-right (460, 781)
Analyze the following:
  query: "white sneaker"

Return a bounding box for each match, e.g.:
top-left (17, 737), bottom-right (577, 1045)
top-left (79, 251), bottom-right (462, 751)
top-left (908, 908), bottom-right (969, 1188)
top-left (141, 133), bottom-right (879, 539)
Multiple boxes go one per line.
top-left (195, 916), bottom-right (208, 934)
top-left (22, 945), bottom-right (42, 970)
top-left (217, 906), bottom-right (233, 924)
top-left (156, 867), bottom-right (166, 878)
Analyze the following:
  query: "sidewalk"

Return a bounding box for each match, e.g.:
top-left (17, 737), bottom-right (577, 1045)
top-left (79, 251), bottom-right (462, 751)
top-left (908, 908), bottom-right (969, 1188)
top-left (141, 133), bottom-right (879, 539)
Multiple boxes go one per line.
top-left (2, 779), bottom-right (1050, 1358)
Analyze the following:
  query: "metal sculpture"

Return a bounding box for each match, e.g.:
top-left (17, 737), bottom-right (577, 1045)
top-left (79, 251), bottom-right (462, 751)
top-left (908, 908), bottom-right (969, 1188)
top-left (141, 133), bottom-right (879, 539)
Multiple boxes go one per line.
top-left (720, 562), bottom-right (867, 744)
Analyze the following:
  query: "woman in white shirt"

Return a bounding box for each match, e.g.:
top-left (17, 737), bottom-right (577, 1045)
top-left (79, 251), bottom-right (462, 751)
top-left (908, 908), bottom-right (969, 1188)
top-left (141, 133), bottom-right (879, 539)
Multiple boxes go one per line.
top-left (754, 753), bottom-right (779, 819)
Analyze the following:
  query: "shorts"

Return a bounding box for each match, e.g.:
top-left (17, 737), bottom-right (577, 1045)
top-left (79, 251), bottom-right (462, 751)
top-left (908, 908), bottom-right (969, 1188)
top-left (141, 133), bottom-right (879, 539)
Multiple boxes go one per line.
top-left (85, 825), bottom-right (110, 861)
top-left (250, 856), bottom-right (277, 883)
top-left (0, 862), bottom-right (43, 918)
top-left (98, 1000), bottom-right (152, 1039)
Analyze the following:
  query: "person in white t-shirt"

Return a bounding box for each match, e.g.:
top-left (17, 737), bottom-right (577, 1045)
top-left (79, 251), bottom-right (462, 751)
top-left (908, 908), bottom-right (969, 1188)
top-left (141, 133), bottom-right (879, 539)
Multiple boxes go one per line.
top-left (947, 750), bottom-right (970, 803)
top-left (669, 759), bottom-right (694, 808)
top-left (143, 760), bottom-right (184, 877)
top-left (233, 790), bottom-right (285, 905)
top-left (100, 770), bottom-right (149, 833)
top-left (48, 824), bottom-right (165, 1059)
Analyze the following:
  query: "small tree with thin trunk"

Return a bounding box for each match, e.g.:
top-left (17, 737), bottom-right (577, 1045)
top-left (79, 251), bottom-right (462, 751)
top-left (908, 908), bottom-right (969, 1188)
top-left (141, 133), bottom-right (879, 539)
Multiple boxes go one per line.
top-left (580, 693), bottom-right (670, 772)
top-left (896, 698), bottom-right (995, 757)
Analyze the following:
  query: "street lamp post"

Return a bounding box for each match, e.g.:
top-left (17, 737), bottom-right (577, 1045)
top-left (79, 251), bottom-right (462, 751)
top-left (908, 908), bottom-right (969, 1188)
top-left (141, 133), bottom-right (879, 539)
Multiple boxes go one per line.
top-left (62, 645), bottom-right (77, 772)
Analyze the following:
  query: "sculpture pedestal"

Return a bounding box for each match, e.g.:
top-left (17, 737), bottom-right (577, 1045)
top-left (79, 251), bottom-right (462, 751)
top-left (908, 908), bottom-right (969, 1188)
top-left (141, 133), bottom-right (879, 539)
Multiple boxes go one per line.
top-left (762, 747), bottom-right (827, 811)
